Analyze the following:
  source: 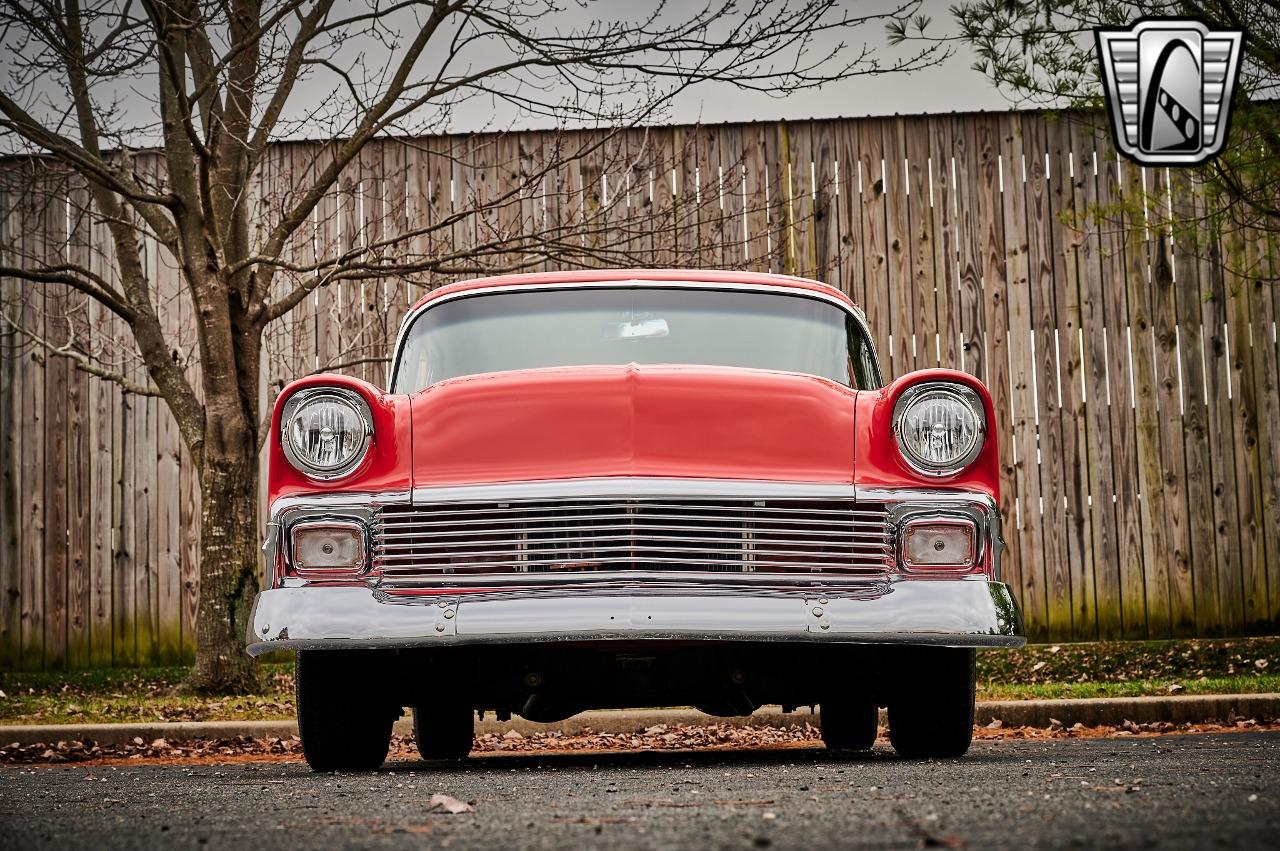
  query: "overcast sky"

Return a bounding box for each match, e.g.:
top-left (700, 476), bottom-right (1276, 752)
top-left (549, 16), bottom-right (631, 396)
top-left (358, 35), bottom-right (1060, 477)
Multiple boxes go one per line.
top-left (1, 0), bottom-right (1012, 153)
top-left (256, 0), bottom-right (1014, 139)
top-left (406, 0), bottom-right (1013, 132)
top-left (377, 0), bottom-right (1014, 133)
top-left (547, 1), bottom-right (1012, 128)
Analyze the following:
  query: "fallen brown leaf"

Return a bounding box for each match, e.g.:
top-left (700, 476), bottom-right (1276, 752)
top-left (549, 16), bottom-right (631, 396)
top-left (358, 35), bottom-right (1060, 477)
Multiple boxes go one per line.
top-left (427, 793), bottom-right (474, 814)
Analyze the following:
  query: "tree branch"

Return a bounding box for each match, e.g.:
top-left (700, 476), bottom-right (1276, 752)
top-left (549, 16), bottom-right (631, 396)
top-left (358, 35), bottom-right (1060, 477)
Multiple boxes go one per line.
top-left (0, 309), bottom-right (163, 396)
top-left (0, 262), bottom-right (138, 322)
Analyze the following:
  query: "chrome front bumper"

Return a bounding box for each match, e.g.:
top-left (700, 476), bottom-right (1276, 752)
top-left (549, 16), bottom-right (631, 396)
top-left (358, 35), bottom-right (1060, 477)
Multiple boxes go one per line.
top-left (245, 577), bottom-right (1025, 655)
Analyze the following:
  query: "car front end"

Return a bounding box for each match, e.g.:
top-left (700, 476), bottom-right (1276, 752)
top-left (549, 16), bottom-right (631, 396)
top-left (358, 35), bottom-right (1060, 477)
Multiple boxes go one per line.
top-left (246, 271), bottom-right (1025, 770)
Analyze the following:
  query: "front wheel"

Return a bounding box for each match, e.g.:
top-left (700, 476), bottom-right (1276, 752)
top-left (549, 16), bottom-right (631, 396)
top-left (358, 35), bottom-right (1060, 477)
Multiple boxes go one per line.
top-left (296, 650), bottom-right (396, 772)
top-left (887, 647), bottom-right (976, 759)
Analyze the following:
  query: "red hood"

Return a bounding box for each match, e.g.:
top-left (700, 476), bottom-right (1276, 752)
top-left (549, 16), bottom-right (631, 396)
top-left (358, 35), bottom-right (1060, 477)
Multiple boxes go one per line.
top-left (409, 364), bottom-right (857, 487)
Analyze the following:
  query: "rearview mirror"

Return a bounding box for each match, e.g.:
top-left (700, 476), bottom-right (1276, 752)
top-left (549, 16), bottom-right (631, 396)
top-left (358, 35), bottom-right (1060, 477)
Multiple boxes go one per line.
top-left (603, 318), bottom-right (669, 340)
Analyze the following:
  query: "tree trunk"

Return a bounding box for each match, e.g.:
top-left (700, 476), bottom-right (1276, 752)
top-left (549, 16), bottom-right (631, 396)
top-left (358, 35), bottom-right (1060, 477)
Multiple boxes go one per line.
top-left (183, 436), bottom-right (261, 695)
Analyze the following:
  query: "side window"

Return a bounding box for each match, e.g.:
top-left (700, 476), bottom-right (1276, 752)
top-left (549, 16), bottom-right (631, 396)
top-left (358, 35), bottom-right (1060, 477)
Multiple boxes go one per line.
top-left (846, 317), bottom-right (881, 389)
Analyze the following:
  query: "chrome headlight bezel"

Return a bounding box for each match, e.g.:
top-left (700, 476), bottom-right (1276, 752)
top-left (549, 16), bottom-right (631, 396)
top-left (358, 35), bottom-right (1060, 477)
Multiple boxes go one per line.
top-left (891, 382), bottom-right (987, 477)
top-left (280, 388), bottom-right (374, 480)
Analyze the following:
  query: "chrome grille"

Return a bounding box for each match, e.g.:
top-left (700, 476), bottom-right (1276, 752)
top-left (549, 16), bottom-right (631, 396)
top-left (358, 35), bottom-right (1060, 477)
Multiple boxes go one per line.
top-left (370, 497), bottom-right (895, 583)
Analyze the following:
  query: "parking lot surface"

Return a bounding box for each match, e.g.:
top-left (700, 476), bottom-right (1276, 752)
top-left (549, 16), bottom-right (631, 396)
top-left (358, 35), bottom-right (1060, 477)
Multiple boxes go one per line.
top-left (1, 731), bottom-right (1277, 850)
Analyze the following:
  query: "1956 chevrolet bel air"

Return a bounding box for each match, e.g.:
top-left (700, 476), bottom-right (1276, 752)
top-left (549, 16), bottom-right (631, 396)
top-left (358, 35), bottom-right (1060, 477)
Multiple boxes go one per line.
top-left (247, 269), bottom-right (1025, 771)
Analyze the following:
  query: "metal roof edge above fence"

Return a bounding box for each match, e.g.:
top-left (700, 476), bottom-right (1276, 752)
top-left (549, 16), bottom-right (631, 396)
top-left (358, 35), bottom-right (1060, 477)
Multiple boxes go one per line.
top-left (0, 106), bottom-right (1116, 167)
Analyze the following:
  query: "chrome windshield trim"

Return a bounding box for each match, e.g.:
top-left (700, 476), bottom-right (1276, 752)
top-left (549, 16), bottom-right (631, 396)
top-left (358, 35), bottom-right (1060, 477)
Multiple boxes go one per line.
top-left (386, 279), bottom-right (881, 391)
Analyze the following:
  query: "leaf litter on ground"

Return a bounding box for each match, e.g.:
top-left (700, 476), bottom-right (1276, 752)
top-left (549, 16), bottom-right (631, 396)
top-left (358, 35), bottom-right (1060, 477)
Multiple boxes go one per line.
top-left (1, 716), bottom-right (1278, 767)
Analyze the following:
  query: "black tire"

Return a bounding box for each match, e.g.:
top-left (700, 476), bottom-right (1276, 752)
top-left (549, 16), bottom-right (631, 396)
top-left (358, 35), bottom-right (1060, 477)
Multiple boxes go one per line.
top-left (296, 650), bottom-right (395, 772)
top-left (887, 647), bottom-right (976, 759)
top-left (820, 697), bottom-right (879, 751)
top-left (412, 702), bottom-right (475, 761)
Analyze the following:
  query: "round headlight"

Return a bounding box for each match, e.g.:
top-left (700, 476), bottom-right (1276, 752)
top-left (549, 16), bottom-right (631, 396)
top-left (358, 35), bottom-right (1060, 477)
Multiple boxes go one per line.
top-left (280, 389), bottom-right (373, 479)
top-left (892, 383), bottom-right (986, 475)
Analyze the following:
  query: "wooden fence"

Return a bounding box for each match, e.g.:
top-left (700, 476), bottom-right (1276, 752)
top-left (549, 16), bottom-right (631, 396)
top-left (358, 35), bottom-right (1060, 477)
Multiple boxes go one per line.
top-left (1, 109), bottom-right (1278, 670)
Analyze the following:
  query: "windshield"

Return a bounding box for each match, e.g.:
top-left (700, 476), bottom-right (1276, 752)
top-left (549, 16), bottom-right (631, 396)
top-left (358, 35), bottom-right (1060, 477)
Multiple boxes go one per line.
top-left (391, 287), bottom-right (880, 393)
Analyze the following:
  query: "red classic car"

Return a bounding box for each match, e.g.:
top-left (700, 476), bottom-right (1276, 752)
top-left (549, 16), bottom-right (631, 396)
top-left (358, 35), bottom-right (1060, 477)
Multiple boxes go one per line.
top-left (248, 269), bottom-right (1025, 771)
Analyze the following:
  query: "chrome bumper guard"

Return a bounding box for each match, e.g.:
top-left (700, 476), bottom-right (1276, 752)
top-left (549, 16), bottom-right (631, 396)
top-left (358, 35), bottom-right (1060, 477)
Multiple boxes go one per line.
top-left (246, 576), bottom-right (1024, 655)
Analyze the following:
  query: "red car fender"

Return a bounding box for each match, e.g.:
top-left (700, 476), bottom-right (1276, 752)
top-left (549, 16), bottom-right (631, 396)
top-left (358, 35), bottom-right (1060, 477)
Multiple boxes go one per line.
top-left (854, 368), bottom-right (1000, 500)
top-left (266, 373), bottom-right (413, 504)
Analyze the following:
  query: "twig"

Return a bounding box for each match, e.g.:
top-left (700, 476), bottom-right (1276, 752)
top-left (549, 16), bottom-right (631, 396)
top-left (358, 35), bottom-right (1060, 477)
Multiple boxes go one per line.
top-left (0, 311), bottom-right (162, 397)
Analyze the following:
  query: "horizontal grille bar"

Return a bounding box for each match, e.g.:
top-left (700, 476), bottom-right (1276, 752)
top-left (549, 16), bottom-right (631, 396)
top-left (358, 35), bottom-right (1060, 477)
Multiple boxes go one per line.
top-left (375, 514), bottom-right (891, 532)
top-left (376, 501), bottom-right (890, 520)
top-left (373, 555), bottom-right (890, 573)
top-left (376, 525), bottom-right (891, 543)
top-left (374, 571), bottom-right (895, 595)
top-left (375, 532), bottom-right (892, 552)
top-left (370, 496), bottom-right (896, 581)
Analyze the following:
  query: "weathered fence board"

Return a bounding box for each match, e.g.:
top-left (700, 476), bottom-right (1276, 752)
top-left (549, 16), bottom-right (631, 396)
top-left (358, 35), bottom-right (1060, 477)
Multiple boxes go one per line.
top-left (1069, 123), bottom-right (1121, 640)
top-left (1, 110), bottom-right (1278, 669)
top-left (0, 183), bottom-right (18, 668)
top-left (1261, 230), bottom-right (1280, 625)
top-left (1147, 167), bottom-right (1195, 635)
top-left (67, 189), bottom-right (92, 669)
top-left (20, 184), bottom-right (47, 668)
top-left (1169, 175), bottom-right (1217, 636)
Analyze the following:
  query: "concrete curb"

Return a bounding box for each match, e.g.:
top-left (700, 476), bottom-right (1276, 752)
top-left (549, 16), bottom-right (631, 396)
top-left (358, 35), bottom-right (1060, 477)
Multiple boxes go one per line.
top-left (3, 693), bottom-right (1277, 748)
top-left (0, 720), bottom-right (301, 748)
top-left (969, 693), bottom-right (1280, 728)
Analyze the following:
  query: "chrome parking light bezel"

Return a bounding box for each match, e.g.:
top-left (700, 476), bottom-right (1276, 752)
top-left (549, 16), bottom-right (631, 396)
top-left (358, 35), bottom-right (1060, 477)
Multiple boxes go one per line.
top-left (289, 518), bottom-right (370, 579)
top-left (898, 514), bottom-right (980, 571)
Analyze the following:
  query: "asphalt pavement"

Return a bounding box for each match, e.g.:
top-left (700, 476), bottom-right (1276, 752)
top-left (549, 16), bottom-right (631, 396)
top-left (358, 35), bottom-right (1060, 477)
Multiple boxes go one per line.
top-left (1, 732), bottom-right (1277, 850)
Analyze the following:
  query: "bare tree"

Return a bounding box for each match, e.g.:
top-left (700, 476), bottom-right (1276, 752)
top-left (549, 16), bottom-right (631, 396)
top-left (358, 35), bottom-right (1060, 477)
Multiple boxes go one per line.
top-left (0, 0), bottom-right (943, 693)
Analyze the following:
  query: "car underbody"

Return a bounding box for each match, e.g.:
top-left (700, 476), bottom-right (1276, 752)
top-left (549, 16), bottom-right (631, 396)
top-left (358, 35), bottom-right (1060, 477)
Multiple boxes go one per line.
top-left (314, 640), bottom-right (963, 723)
top-left (292, 639), bottom-right (982, 769)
